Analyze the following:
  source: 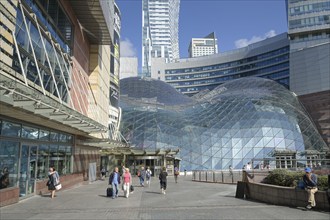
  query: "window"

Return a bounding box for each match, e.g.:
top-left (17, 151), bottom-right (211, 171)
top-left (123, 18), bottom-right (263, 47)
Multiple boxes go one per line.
top-left (37, 145), bottom-right (49, 179)
top-left (21, 125), bottom-right (39, 139)
top-left (0, 140), bottom-right (20, 189)
top-left (1, 121), bottom-right (21, 137)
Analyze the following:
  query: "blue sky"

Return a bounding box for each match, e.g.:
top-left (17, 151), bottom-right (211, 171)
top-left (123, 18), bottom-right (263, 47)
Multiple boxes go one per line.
top-left (116, 0), bottom-right (288, 72)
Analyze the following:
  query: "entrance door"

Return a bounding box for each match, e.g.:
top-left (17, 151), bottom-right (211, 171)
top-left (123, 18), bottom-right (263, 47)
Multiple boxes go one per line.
top-left (19, 144), bottom-right (38, 198)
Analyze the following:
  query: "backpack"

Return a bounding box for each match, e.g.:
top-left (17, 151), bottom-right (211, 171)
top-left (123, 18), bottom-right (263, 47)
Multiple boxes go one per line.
top-left (137, 171), bottom-right (141, 177)
top-left (146, 170), bottom-right (151, 178)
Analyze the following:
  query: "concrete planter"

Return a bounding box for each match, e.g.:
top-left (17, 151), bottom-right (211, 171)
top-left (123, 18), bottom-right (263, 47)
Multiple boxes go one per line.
top-left (244, 181), bottom-right (329, 212)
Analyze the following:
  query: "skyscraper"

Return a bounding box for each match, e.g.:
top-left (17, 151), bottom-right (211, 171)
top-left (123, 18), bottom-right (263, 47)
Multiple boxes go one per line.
top-left (286, 0), bottom-right (330, 146)
top-left (188, 32), bottom-right (218, 58)
top-left (142, 0), bottom-right (180, 77)
top-left (286, 0), bottom-right (330, 51)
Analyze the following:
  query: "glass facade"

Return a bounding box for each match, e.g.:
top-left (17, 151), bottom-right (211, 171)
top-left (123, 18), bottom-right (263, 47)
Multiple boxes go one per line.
top-left (0, 118), bottom-right (73, 194)
top-left (9, 0), bottom-right (72, 103)
top-left (119, 77), bottom-right (328, 171)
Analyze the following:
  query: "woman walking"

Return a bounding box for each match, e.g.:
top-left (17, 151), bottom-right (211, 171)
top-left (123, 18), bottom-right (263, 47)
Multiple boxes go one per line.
top-left (159, 166), bottom-right (168, 194)
top-left (122, 168), bottom-right (132, 198)
top-left (47, 167), bottom-right (58, 198)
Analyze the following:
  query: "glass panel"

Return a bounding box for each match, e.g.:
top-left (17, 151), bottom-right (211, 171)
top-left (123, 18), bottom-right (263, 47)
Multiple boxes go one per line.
top-left (0, 141), bottom-right (19, 189)
top-left (58, 133), bottom-right (67, 142)
top-left (28, 146), bottom-right (37, 195)
top-left (19, 145), bottom-right (29, 197)
top-left (67, 135), bottom-right (73, 144)
top-left (21, 125), bottom-right (39, 139)
top-left (1, 121), bottom-right (21, 137)
top-left (37, 145), bottom-right (49, 179)
top-left (50, 132), bottom-right (59, 142)
top-left (57, 146), bottom-right (66, 175)
top-left (39, 130), bottom-right (50, 141)
top-left (65, 146), bottom-right (72, 175)
top-left (49, 145), bottom-right (58, 170)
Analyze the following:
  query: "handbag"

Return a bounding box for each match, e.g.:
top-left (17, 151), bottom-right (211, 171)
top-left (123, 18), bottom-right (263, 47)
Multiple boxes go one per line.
top-left (130, 184), bottom-right (134, 192)
top-left (55, 183), bottom-right (62, 190)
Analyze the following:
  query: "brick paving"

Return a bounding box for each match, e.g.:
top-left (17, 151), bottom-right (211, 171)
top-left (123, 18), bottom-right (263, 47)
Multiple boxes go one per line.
top-left (1, 175), bottom-right (329, 220)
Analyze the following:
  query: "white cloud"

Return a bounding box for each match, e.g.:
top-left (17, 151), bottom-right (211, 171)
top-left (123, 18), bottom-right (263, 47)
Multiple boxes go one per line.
top-left (120, 38), bottom-right (137, 57)
top-left (234, 30), bottom-right (277, 49)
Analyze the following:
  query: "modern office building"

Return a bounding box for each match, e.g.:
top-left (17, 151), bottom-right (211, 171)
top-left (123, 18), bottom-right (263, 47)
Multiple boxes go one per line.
top-left (142, 0), bottom-right (180, 77)
top-left (188, 32), bottom-right (218, 58)
top-left (108, 2), bottom-right (121, 141)
top-left (119, 77), bottom-right (328, 171)
top-left (120, 57), bottom-right (138, 79)
top-left (286, 0), bottom-right (330, 51)
top-left (151, 33), bottom-right (290, 96)
top-left (0, 0), bottom-right (123, 206)
top-left (286, 0), bottom-right (330, 146)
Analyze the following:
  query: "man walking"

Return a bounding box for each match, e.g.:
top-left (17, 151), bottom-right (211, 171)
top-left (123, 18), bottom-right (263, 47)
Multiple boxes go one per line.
top-left (109, 167), bottom-right (121, 199)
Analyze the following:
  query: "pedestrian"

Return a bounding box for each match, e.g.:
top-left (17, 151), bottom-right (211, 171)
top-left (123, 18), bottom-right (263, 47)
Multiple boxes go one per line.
top-left (246, 162), bottom-right (251, 170)
top-left (122, 168), bottom-right (132, 198)
top-left (159, 166), bottom-right (168, 194)
top-left (138, 166), bottom-right (146, 187)
top-left (47, 167), bottom-right (59, 198)
top-left (229, 165), bottom-right (233, 176)
top-left (0, 167), bottom-right (9, 189)
top-left (101, 167), bottom-right (106, 180)
top-left (174, 166), bottom-right (179, 183)
top-left (121, 165), bottom-right (126, 176)
top-left (303, 167), bottom-right (318, 210)
top-left (109, 167), bottom-right (121, 199)
top-left (145, 167), bottom-right (152, 187)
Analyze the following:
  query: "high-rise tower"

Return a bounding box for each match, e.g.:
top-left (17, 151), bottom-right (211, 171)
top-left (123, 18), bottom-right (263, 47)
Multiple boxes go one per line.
top-left (286, 0), bottom-right (330, 146)
top-left (188, 32), bottom-right (218, 58)
top-left (286, 0), bottom-right (330, 51)
top-left (142, 0), bottom-right (180, 77)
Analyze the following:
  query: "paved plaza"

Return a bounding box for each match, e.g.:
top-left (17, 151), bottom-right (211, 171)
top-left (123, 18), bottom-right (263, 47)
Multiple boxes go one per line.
top-left (1, 175), bottom-right (329, 220)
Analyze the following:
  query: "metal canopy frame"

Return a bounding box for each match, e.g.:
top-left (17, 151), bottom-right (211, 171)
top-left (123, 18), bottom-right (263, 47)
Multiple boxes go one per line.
top-left (0, 73), bottom-right (107, 135)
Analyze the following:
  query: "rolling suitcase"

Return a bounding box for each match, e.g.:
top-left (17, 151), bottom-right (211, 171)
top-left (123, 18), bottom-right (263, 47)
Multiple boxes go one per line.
top-left (107, 187), bottom-right (113, 197)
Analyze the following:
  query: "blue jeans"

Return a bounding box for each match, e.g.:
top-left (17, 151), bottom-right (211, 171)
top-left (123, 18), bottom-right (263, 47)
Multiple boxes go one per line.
top-left (139, 176), bottom-right (144, 186)
top-left (112, 182), bottom-right (119, 198)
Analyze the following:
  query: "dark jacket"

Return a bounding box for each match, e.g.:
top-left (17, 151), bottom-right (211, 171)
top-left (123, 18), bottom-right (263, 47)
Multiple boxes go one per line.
top-left (109, 172), bottom-right (121, 184)
top-left (303, 173), bottom-right (317, 188)
top-left (47, 173), bottom-right (56, 190)
top-left (159, 171), bottom-right (168, 182)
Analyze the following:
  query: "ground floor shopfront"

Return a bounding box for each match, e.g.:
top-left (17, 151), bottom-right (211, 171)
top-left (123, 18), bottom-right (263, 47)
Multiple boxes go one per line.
top-left (0, 116), bottom-right (181, 207)
top-left (0, 115), bottom-right (103, 207)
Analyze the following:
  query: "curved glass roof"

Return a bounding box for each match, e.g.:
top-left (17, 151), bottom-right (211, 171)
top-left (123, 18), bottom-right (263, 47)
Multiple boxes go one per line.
top-left (119, 77), bottom-right (328, 170)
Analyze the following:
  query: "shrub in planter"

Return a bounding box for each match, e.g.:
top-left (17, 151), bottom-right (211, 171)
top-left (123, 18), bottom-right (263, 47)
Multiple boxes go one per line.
top-left (263, 169), bottom-right (328, 190)
top-left (262, 169), bottom-right (303, 187)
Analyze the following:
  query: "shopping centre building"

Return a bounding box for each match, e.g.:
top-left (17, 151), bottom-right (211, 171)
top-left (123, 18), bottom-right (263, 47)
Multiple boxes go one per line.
top-left (0, 0), bottom-right (124, 206)
top-left (119, 77), bottom-right (328, 172)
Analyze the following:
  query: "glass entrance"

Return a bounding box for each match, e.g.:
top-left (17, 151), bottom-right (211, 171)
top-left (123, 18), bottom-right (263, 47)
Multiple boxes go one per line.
top-left (19, 144), bottom-right (38, 198)
top-left (126, 156), bottom-right (163, 177)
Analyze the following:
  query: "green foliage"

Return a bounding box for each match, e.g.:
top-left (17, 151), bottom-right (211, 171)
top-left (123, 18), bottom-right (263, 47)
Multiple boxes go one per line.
top-left (263, 169), bottom-right (328, 190)
top-left (317, 175), bottom-right (328, 191)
